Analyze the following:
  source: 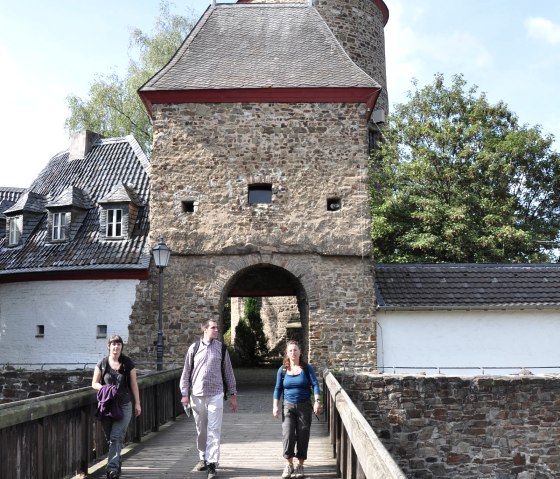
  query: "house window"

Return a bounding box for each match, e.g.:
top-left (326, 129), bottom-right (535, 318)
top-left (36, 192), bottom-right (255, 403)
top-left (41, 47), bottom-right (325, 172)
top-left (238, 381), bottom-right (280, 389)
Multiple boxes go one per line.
top-left (107, 209), bottom-right (123, 237)
top-left (8, 216), bottom-right (22, 245)
top-left (97, 324), bottom-right (107, 339)
top-left (248, 183), bottom-right (272, 204)
top-left (36, 325), bottom-right (45, 337)
top-left (52, 212), bottom-right (67, 240)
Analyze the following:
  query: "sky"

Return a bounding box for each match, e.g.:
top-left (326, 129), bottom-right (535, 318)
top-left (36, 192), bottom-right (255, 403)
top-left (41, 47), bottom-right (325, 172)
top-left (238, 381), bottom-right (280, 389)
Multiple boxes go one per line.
top-left (1, 0), bottom-right (559, 188)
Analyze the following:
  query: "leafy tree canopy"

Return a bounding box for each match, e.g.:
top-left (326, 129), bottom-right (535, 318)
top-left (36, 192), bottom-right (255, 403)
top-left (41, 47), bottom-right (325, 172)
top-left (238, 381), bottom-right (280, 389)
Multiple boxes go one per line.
top-left (370, 73), bottom-right (560, 263)
top-left (65, 0), bottom-right (196, 153)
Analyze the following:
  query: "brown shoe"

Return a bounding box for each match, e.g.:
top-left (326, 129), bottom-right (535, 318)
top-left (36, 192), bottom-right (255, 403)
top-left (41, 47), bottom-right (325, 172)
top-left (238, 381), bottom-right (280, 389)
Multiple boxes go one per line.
top-left (196, 460), bottom-right (207, 471)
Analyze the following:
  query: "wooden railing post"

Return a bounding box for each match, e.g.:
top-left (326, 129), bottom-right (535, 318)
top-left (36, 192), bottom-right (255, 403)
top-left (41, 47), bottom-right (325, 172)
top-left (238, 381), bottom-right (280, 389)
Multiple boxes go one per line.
top-left (322, 369), bottom-right (406, 479)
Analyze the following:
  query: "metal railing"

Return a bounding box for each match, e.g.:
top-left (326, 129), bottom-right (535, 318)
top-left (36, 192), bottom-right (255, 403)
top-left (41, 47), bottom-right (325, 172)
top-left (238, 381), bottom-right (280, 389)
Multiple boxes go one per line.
top-left (323, 369), bottom-right (406, 479)
top-left (0, 368), bottom-right (183, 479)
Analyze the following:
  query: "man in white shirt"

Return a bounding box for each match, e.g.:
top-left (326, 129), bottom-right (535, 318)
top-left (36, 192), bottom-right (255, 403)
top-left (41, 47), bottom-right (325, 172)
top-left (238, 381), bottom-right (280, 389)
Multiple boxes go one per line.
top-left (180, 319), bottom-right (238, 479)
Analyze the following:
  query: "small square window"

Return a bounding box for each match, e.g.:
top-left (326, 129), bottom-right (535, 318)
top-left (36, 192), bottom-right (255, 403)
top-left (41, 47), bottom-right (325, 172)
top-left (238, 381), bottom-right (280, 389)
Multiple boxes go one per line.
top-left (97, 325), bottom-right (107, 339)
top-left (248, 184), bottom-right (272, 204)
top-left (327, 198), bottom-right (341, 211)
top-left (182, 200), bottom-right (196, 213)
top-left (36, 325), bottom-right (45, 337)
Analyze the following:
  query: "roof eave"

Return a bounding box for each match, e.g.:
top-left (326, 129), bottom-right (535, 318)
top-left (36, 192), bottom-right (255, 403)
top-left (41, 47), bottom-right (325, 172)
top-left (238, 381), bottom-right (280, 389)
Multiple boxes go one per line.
top-left (139, 86), bottom-right (381, 118)
top-left (377, 304), bottom-right (560, 312)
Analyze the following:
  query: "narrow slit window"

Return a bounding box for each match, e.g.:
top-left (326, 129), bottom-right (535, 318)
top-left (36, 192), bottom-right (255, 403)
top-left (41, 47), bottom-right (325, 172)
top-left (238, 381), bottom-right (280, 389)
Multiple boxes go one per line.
top-left (248, 184), bottom-right (272, 204)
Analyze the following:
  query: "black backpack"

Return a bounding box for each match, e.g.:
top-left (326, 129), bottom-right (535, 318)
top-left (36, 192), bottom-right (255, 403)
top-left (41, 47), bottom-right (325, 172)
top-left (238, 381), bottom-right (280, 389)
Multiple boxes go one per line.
top-left (280, 364), bottom-right (313, 393)
top-left (190, 340), bottom-right (229, 399)
top-left (100, 356), bottom-right (130, 388)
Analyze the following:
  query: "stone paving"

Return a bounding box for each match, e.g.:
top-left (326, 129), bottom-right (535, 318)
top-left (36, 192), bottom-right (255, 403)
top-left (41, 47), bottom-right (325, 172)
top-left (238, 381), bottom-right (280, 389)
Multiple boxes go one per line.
top-left (83, 386), bottom-right (338, 479)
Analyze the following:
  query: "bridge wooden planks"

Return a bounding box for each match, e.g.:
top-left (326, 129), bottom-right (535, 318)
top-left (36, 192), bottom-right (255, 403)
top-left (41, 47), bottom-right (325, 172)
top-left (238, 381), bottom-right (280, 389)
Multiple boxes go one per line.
top-left (82, 386), bottom-right (339, 479)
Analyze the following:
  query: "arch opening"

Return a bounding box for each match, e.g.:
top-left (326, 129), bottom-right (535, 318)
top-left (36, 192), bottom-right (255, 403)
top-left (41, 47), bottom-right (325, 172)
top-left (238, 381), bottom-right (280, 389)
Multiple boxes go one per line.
top-left (219, 263), bottom-right (309, 366)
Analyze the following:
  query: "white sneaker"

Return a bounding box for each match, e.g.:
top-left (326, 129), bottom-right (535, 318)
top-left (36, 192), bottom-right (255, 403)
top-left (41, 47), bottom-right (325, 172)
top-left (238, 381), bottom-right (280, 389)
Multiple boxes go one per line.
top-left (281, 463), bottom-right (294, 479)
top-left (294, 464), bottom-right (304, 479)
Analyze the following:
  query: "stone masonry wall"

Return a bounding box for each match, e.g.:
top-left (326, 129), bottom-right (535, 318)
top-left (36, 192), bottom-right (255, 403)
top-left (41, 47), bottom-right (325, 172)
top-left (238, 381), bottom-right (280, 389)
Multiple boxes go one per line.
top-left (338, 372), bottom-right (560, 478)
top-left (0, 368), bottom-right (92, 403)
top-left (129, 100), bottom-right (377, 370)
top-left (128, 254), bottom-right (376, 370)
top-left (148, 102), bottom-right (372, 257)
top-left (316, 0), bottom-right (388, 114)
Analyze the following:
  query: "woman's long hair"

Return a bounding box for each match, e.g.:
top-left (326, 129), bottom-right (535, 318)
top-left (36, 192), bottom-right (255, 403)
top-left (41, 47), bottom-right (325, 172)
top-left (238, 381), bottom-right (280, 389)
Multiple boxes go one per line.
top-left (282, 340), bottom-right (308, 370)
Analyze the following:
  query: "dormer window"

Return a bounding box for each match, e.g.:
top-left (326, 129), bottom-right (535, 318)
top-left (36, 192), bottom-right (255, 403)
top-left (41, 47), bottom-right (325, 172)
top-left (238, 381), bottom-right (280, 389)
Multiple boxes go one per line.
top-left (8, 216), bottom-right (22, 246)
top-left (107, 209), bottom-right (123, 238)
top-left (99, 183), bottom-right (143, 241)
top-left (52, 212), bottom-right (67, 241)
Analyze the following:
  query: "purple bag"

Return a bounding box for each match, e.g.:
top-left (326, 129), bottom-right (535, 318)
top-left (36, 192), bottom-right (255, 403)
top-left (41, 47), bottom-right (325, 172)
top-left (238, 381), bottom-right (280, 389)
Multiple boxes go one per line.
top-left (95, 384), bottom-right (124, 420)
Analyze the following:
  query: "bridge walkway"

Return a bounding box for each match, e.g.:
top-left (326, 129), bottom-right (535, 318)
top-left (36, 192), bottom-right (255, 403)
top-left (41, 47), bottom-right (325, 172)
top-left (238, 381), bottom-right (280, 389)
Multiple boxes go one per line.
top-left (82, 386), bottom-right (338, 479)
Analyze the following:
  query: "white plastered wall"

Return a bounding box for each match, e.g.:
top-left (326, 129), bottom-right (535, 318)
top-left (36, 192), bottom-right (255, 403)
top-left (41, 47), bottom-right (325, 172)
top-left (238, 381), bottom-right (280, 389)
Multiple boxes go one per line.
top-left (376, 309), bottom-right (560, 376)
top-left (0, 279), bottom-right (139, 368)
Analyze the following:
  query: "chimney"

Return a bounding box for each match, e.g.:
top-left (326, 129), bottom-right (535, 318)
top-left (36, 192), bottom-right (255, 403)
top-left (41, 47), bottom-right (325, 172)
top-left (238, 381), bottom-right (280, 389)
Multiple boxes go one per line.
top-left (69, 130), bottom-right (100, 161)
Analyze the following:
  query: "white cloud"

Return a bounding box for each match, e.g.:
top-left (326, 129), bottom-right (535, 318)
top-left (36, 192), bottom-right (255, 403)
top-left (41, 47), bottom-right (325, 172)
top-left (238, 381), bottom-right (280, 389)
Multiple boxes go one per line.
top-left (525, 17), bottom-right (560, 44)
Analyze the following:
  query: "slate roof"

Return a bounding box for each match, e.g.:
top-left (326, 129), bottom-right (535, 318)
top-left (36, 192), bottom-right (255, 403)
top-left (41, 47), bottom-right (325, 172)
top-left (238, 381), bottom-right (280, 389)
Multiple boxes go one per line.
top-left (0, 187), bottom-right (25, 219)
top-left (140, 3), bottom-right (380, 92)
top-left (0, 136), bottom-right (151, 276)
top-left (375, 263), bottom-right (560, 310)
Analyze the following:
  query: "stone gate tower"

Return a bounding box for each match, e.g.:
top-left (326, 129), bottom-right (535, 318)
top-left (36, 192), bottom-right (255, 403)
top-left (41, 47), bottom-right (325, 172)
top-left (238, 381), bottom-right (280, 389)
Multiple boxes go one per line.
top-left (131, 0), bottom-right (389, 370)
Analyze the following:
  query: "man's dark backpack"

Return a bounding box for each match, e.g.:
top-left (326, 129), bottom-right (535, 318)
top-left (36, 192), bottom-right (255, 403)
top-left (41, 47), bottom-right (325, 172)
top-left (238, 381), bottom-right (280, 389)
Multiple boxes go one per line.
top-left (190, 340), bottom-right (229, 399)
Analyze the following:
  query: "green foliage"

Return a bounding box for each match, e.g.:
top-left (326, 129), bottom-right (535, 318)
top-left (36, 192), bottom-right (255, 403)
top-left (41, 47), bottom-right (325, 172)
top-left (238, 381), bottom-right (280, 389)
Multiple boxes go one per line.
top-left (65, 0), bottom-right (196, 153)
top-left (234, 298), bottom-right (270, 366)
top-left (370, 73), bottom-right (560, 263)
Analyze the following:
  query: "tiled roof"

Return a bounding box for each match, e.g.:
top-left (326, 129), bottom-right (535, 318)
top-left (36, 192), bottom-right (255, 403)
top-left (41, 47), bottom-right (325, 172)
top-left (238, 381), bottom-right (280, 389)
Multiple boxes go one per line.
top-left (375, 263), bottom-right (560, 310)
top-left (0, 188), bottom-right (25, 219)
top-left (140, 3), bottom-right (380, 92)
top-left (0, 136), bottom-right (151, 276)
top-left (0, 187), bottom-right (25, 203)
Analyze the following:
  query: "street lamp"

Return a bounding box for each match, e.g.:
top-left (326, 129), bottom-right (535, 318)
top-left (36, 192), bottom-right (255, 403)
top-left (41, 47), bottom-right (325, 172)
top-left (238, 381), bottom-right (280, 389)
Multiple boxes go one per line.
top-left (152, 238), bottom-right (171, 371)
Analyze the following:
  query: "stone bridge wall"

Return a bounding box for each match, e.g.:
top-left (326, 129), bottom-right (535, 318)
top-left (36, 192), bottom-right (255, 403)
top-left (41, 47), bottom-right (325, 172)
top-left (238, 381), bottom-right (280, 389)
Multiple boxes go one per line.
top-left (337, 372), bottom-right (560, 478)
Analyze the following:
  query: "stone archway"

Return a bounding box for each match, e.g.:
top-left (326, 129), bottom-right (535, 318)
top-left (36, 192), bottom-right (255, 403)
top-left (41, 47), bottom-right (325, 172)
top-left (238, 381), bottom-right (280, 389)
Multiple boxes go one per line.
top-left (219, 263), bottom-right (309, 362)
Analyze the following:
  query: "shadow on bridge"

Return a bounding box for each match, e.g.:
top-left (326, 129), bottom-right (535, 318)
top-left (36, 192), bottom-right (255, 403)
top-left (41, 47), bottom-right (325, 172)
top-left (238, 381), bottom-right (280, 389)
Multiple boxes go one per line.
top-left (81, 386), bottom-right (338, 479)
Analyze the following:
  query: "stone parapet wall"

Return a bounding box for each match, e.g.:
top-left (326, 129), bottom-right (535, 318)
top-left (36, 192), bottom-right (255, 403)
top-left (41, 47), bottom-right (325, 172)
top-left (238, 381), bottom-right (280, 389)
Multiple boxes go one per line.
top-left (337, 372), bottom-right (560, 478)
top-left (0, 368), bottom-right (93, 404)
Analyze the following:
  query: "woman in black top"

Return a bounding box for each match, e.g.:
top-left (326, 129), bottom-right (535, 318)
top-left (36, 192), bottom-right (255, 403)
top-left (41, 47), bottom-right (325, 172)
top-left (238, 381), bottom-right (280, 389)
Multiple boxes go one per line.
top-left (92, 335), bottom-right (141, 479)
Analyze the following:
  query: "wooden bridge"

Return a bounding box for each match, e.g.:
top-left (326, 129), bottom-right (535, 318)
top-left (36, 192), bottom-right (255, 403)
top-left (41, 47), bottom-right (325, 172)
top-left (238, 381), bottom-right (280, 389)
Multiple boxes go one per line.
top-left (0, 369), bottom-right (404, 479)
top-left (81, 385), bottom-right (337, 479)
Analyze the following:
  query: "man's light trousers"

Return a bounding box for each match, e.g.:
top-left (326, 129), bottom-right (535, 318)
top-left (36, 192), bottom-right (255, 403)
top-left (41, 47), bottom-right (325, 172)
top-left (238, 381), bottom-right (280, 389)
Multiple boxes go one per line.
top-left (191, 393), bottom-right (224, 465)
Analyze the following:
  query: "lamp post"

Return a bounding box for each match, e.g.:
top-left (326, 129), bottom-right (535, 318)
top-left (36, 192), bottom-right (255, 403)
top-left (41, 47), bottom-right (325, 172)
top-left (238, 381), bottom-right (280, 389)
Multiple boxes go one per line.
top-left (152, 238), bottom-right (171, 371)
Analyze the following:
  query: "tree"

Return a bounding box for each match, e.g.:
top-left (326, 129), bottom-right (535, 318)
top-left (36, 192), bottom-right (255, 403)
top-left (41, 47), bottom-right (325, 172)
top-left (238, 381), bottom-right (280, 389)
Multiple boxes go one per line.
top-left (370, 73), bottom-right (560, 263)
top-left (234, 298), bottom-right (269, 365)
top-left (65, 1), bottom-right (196, 153)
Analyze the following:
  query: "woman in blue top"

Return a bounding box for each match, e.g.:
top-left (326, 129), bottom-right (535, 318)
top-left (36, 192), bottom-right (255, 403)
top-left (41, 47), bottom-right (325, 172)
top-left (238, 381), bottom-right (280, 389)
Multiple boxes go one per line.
top-left (273, 340), bottom-right (321, 479)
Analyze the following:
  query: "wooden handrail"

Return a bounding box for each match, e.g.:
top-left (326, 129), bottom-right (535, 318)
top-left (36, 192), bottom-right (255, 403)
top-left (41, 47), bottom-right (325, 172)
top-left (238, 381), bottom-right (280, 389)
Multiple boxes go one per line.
top-left (0, 368), bottom-right (183, 479)
top-left (323, 369), bottom-right (406, 479)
